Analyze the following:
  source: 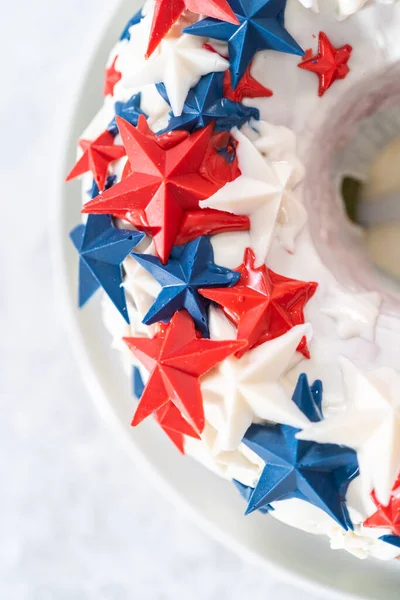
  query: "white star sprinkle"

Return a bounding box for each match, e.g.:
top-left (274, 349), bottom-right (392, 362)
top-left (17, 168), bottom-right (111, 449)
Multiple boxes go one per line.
top-left (298, 357), bottom-right (400, 505)
top-left (322, 289), bottom-right (381, 342)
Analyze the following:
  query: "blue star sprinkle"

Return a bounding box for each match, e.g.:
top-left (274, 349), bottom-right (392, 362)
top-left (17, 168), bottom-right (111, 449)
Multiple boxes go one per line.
top-left (108, 93), bottom-right (147, 136)
top-left (132, 236), bottom-right (240, 337)
top-left (88, 174), bottom-right (117, 200)
top-left (132, 366), bottom-right (145, 399)
top-left (380, 535), bottom-right (400, 550)
top-left (156, 72), bottom-right (259, 134)
top-left (120, 9), bottom-right (142, 41)
top-left (242, 374), bottom-right (359, 530)
top-left (184, 0), bottom-right (304, 88)
top-left (69, 214), bottom-right (145, 322)
top-left (233, 480), bottom-right (273, 514)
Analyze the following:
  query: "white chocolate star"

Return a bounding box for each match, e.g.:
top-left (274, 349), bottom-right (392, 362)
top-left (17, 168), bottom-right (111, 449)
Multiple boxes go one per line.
top-left (200, 129), bottom-right (292, 266)
top-left (120, 28), bottom-right (228, 116)
top-left (201, 308), bottom-right (312, 451)
top-left (322, 289), bottom-right (381, 342)
top-left (298, 358), bottom-right (400, 505)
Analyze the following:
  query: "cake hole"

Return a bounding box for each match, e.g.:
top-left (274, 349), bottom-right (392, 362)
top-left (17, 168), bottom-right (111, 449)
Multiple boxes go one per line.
top-left (302, 62), bottom-right (400, 308)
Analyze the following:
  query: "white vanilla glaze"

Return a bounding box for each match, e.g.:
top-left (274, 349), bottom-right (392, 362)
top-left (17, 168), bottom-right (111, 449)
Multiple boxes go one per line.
top-left (76, 0), bottom-right (400, 559)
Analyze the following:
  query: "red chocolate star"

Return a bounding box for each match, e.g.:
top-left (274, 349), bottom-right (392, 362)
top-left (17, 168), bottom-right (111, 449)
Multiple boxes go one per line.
top-left (155, 401), bottom-right (201, 453)
top-left (199, 248), bottom-right (317, 358)
top-left (298, 31), bottom-right (352, 97)
top-left (146, 0), bottom-right (239, 58)
top-left (66, 131), bottom-right (126, 192)
top-left (82, 116), bottom-right (241, 263)
top-left (364, 476), bottom-right (400, 536)
top-left (124, 310), bottom-right (245, 433)
top-left (223, 62), bottom-right (273, 102)
top-left (103, 56), bottom-right (122, 97)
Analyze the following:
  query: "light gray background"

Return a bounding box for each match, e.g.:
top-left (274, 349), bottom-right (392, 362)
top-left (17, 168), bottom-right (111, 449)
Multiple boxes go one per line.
top-left (1, 1), bottom-right (324, 598)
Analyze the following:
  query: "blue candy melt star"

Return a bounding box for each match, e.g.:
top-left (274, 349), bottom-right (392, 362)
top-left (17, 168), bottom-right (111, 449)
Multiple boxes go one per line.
top-left (233, 480), bottom-right (273, 514)
top-left (184, 0), bottom-right (304, 88)
top-left (120, 9), bottom-right (142, 41)
top-left (242, 373), bottom-right (359, 530)
top-left (88, 174), bottom-right (117, 200)
top-left (380, 535), bottom-right (400, 549)
top-left (69, 214), bottom-right (145, 323)
top-left (132, 236), bottom-right (240, 337)
top-left (132, 366), bottom-right (145, 399)
top-left (156, 72), bottom-right (259, 134)
top-left (108, 93), bottom-right (147, 136)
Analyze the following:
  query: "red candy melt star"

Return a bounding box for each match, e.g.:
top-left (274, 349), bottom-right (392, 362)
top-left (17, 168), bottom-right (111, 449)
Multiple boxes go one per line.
top-left (103, 56), bottom-right (122, 96)
top-left (146, 0), bottom-right (239, 58)
top-left (223, 62), bottom-right (273, 102)
top-left (124, 310), bottom-right (245, 433)
top-left (199, 248), bottom-right (317, 359)
top-left (364, 476), bottom-right (400, 536)
top-left (155, 401), bottom-right (201, 454)
top-left (82, 116), bottom-right (242, 263)
top-left (298, 31), bottom-right (352, 97)
top-left (66, 131), bottom-right (125, 192)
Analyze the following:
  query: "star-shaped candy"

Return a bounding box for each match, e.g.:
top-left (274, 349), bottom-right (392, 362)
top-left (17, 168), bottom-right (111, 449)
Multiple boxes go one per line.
top-left (184, 0), bottom-right (304, 88)
top-left (156, 71), bottom-right (259, 133)
top-left (82, 116), bottom-right (237, 264)
top-left (124, 309), bottom-right (246, 433)
top-left (223, 61), bottom-right (273, 102)
top-left (131, 365), bottom-right (200, 453)
top-left (233, 480), bottom-right (272, 514)
top-left (103, 56), bottom-right (122, 97)
top-left (200, 247), bottom-right (317, 358)
top-left (120, 8), bottom-right (143, 41)
top-left (297, 358), bottom-right (400, 505)
top-left (132, 236), bottom-right (240, 337)
top-left (243, 373), bottom-right (359, 528)
top-left (88, 174), bottom-right (117, 200)
top-left (69, 214), bottom-right (145, 322)
top-left (107, 93), bottom-right (147, 136)
top-left (298, 31), bottom-right (352, 97)
top-left (124, 33), bottom-right (229, 116)
top-left (200, 127), bottom-right (293, 266)
top-left (146, 0), bottom-right (239, 57)
top-left (66, 131), bottom-right (126, 192)
top-left (364, 476), bottom-right (400, 537)
top-left (202, 308), bottom-right (312, 450)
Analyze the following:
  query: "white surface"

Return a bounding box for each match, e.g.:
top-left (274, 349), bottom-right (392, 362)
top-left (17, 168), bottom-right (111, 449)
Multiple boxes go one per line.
top-left (0, 2), bottom-right (324, 599)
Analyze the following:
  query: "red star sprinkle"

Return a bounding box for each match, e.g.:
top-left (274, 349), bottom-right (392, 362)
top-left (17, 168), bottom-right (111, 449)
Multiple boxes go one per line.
top-left (155, 401), bottom-right (201, 453)
top-left (364, 476), bottom-right (400, 536)
top-left (124, 310), bottom-right (246, 433)
top-left (199, 248), bottom-right (318, 359)
top-left (146, 0), bottom-right (239, 58)
top-left (223, 61), bottom-right (273, 102)
top-left (82, 116), bottom-right (241, 263)
top-left (103, 56), bottom-right (122, 97)
top-left (66, 131), bottom-right (126, 192)
top-left (298, 31), bottom-right (352, 97)
top-left (174, 209), bottom-right (250, 245)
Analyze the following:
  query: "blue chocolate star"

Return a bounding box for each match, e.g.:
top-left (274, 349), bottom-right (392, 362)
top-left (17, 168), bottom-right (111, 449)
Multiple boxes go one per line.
top-left (380, 535), bottom-right (400, 550)
top-left (156, 72), bottom-right (259, 134)
top-left (132, 236), bottom-right (240, 337)
top-left (233, 480), bottom-right (273, 514)
top-left (69, 214), bottom-right (145, 323)
top-left (120, 9), bottom-right (142, 41)
top-left (88, 174), bottom-right (117, 200)
top-left (242, 374), bottom-right (359, 530)
top-left (132, 366), bottom-right (145, 399)
top-left (184, 0), bottom-right (304, 88)
top-left (108, 93), bottom-right (147, 136)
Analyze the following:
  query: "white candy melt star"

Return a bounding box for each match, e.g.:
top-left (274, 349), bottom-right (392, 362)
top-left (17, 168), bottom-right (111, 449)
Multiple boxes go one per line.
top-left (121, 33), bottom-right (228, 116)
top-left (322, 289), bottom-right (381, 342)
top-left (200, 129), bottom-right (292, 266)
top-left (297, 357), bottom-right (400, 505)
top-left (201, 308), bottom-right (312, 451)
